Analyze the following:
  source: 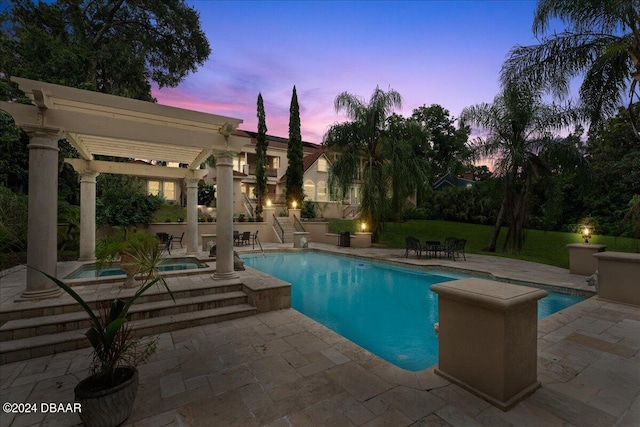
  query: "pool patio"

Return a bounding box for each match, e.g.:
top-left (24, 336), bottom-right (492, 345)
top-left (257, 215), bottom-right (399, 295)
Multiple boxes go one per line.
top-left (1, 243), bottom-right (638, 426)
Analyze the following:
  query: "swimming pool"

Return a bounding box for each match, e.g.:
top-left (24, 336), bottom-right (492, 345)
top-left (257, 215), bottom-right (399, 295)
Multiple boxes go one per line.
top-left (243, 251), bottom-right (585, 371)
top-left (64, 257), bottom-right (207, 279)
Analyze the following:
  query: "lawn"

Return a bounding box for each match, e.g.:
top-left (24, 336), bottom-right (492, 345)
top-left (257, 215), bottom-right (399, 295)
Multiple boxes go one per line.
top-left (153, 204), bottom-right (187, 222)
top-left (331, 219), bottom-right (637, 269)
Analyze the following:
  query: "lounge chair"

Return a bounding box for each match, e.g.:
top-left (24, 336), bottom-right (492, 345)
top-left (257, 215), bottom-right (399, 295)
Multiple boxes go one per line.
top-left (405, 236), bottom-right (423, 259)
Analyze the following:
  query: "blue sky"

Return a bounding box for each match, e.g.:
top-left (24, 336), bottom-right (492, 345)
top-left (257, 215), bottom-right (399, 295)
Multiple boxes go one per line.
top-left (154, 0), bottom-right (547, 143)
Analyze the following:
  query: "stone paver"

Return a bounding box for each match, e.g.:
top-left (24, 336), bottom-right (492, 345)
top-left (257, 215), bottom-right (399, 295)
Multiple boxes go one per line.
top-left (0, 243), bottom-right (638, 426)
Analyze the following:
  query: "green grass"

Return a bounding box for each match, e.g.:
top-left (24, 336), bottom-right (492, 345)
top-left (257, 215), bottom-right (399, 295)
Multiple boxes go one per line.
top-left (153, 204), bottom-right (187, 222)
top-left (367, 219), bottom-right (636, 269)
top-left (328, 219), bottom-right (363, 234)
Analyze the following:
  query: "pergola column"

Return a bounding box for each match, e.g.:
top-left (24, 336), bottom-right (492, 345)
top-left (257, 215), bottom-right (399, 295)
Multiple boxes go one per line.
top-left (186, 178), bottom-right (199, 255)
top-left (22, 128), bottom-right (63, 299)
top-left (213, 151), bottom-right (237, 280)
top-left (78, 170), bottom-right (99, 261)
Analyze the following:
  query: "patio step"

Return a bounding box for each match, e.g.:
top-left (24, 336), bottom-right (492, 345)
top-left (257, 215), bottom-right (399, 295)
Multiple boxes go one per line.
top-left (0, 291), bottom-right (249, 341)
top-left (0, 304), bottom-right (257, 364)
top-left (0, 280), bottom-right (244, 325)
top-left (0, 275), bottom-right (263, 364)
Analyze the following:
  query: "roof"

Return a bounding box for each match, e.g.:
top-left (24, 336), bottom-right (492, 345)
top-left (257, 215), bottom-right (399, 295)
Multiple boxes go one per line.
top-left (239, 130), bottom-right (321, 153)
top-left (433, 172), bottom-right (476, 190)
top-left (278, 150), bottom-right (329, 183)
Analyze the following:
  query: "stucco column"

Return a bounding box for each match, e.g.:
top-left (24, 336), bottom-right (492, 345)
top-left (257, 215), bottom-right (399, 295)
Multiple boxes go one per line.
top-left (186, 178), bottom-right (199, 255)
top-left (22, 128), bottom-right (63, 299)
top-left (213, 151), bottom-right (237, 279)
top-left (78, 170), bottom-right (99, 261)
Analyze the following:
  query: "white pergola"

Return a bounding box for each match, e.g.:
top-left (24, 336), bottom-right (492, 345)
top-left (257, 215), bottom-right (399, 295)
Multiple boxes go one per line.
top-left (1, 77), bottom-right (246, 299)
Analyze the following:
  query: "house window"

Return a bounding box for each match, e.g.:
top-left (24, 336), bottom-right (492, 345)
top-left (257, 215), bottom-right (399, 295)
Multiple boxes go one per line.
top-left (317, 158), bottom-right (327, 172)
top-left (234, 156), bottom-right (246, 173)
top-left (148, 181), bottom-right (160, 196)
top-left (304, 179), bottom-right (315, 200)
top-left (163, 182), bottom-right (176, 200)
top-left (271, 157), bottom-right (280, 169)
top-left (317, 181), bottom-right (328, 201)
top-left (148, 180), bottom-right (176, 201)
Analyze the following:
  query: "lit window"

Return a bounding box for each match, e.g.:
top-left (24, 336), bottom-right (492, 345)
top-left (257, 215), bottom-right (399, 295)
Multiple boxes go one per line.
top-left (148, 181), bottom-right (160, 196)
top-left (304, 179), bottom-right (315, 200)
top-left (163, 182), bottom-right (176, 200)
top-left (271, 157), bottom-right (280, 169)
top-left (317, 181), bottom-right (328, 201)
top-left (317, 158), bottom-right (327, 172)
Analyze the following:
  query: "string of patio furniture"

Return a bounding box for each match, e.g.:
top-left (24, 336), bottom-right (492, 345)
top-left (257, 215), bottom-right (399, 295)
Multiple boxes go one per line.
top-left (405, 236), bottom-right (467, 261)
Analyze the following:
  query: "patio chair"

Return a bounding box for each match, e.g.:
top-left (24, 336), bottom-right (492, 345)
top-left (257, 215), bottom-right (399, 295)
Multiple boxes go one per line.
top-left (240, 231), bottom-right (251, 246)
top-left (405, 236), bottom-right (423, 259)
top-left (162, 234), bottom-right (172, 255)
top-left (451, 238), bottom-right (467, 261)
top-left (441, 237), bottom-right (459, 259)
top-left (171, 232), bottom-right (184, 249)
top-left (233, 230), bottom-right (240, 245)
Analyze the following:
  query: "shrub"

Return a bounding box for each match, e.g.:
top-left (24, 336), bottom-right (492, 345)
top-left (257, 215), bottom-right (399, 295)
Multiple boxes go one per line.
top-left (238, 214), bottom-right (246, 222)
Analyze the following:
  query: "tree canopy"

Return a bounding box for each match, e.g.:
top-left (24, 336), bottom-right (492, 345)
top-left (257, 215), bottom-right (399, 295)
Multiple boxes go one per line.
top-left (285, 86), bottom-right (304, 206)
top-left (255, 93), bottom-right (268, 215)
top-left (501, 0), bottom-right (640, 136)
top-left (1, 0), bottom-right (211, 101)
top-left (461, 83), bottom-right (585, 252)
top-left (324, 87), bottom-right (430, 236)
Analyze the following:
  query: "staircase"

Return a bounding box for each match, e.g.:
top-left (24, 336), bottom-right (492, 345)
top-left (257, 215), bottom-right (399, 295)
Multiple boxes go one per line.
top-left (274, 217), bottom-right (296, 244)
top-left (0, 278), bottom-right (257, 364)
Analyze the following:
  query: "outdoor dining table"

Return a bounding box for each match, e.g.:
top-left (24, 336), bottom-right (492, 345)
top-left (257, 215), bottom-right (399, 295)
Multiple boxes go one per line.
top-left (424, 240), bottom-right (441, 259)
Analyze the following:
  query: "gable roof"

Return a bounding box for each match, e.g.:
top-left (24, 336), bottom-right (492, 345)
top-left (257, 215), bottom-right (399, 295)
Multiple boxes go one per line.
top-left (433, 172), bottom-right (476, 190)
top-left (278, 150), bottom-right (329, 183)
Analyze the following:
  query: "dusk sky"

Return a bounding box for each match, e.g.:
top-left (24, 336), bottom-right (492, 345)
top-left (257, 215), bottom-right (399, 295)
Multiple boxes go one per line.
top-left (153, 0), bottom-right (553, 144)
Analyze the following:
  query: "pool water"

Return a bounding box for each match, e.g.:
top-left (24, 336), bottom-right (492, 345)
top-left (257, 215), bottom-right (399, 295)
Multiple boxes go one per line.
top-left (243, 252), bottom-right (585, 371)
top-left (64, 257), bottom-right (207, 279)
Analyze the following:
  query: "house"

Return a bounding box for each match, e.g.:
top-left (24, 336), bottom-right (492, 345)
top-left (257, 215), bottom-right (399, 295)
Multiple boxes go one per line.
top-left (433, 172), bottom-right (476, 191)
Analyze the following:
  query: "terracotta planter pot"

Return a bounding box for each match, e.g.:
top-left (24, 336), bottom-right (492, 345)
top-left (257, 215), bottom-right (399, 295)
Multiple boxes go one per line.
top-left (74, 366), bottom-right (139, 427)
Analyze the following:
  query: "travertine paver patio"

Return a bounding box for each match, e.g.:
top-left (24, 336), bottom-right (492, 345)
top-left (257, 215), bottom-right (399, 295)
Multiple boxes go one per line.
top-left (1, 244), bottom-right (638, 426)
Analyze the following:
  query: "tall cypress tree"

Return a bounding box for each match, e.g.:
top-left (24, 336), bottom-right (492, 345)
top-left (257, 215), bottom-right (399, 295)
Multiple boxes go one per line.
top-left (255, 93), bottom-right (268, 215)
top-left (286, 85), bottom-right (304, 206)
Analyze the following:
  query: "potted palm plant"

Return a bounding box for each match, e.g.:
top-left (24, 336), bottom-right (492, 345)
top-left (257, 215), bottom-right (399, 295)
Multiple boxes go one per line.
top-left (34, 241), bottom-right (174, 426)
top-left (95, 228), bottom-right (161, 288)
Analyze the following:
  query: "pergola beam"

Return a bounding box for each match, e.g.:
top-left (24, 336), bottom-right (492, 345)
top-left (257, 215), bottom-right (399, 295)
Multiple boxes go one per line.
top-left (65, 158), bottom-right (208, 179)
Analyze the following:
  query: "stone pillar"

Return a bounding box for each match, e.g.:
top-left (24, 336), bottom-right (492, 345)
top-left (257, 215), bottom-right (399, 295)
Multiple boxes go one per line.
top-left (593, 252), bottom-right (640, 306)
top-left (186, 178), bottom-right (199, 255)
top-left (431, 278), bottom-right (547, 411)
top-left (288, 208), bottom-right (301, 222)
top-left (78, 171), bottom-right (99, 261)
top-left (213, 151), bottom-right (237, 280)
top-left (22, 129), bottom-right (63, 299)
top-left (566, 243), bottom-right (606, 276)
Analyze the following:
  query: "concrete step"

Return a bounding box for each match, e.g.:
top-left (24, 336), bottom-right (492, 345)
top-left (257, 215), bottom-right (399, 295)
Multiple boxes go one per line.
top-left (0, 291), bottom-right (249, 341)
top-left (0, 303), bottom-right (257, 364)
top-left (0, 279), bottom-right (244, 324)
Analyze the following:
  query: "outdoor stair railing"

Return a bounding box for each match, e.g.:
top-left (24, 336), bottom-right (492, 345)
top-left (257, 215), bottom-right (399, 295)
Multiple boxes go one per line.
top-left (242, 193), bottom-right (255, 217)
top-left (273, 214), bottom-right (285, 243)
top-left (293, 214), bottom-right (306, 232)
top-left (343, 204), bottom-right (361, 218)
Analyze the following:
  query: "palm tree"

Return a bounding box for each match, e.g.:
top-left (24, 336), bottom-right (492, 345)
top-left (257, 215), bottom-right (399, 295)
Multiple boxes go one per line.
top-left (461, 83), bottom-right (584, 252)
top-left (501, 0), bottom-right (640, 137)
top-left (323, 87), bottom-right (428, 238)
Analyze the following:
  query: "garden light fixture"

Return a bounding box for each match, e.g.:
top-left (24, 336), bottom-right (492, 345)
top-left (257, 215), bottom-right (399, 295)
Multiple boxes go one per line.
top-left (581, 226), bottom-right (592, 244)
